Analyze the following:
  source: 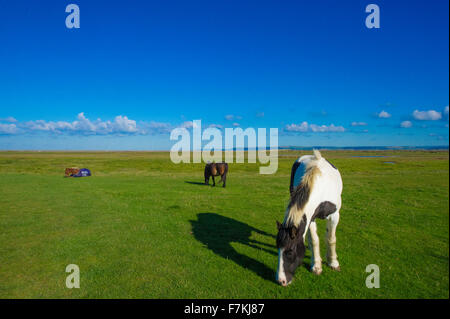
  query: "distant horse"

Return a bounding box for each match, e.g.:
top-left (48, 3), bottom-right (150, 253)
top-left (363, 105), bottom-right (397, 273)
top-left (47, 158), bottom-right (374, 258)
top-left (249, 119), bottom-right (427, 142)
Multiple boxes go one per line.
top-left (64, 167), bottom-right (80, 177)
top-left (276, 150), bottom-right (343, 286)
top-left (204, 162), bottom-right (228, 187)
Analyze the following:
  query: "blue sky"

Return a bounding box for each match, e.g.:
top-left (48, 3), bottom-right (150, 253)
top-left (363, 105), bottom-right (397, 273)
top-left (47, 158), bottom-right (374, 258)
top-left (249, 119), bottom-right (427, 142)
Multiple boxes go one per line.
top-left (0, 0), bottom-right (448, 150)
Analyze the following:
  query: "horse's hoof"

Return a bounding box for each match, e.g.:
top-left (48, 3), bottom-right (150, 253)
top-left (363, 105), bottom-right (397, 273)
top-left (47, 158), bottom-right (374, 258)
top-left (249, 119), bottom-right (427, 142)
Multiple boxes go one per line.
top-left (312, 267), bottom-right (322, 275)
top-left (330, 265), bottom-right (341, 272)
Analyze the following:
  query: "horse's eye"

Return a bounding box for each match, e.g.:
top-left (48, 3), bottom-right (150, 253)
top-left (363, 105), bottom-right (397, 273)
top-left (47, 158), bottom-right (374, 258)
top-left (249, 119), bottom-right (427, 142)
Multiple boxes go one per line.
top-left (284, 250), bottom-right (293, 258)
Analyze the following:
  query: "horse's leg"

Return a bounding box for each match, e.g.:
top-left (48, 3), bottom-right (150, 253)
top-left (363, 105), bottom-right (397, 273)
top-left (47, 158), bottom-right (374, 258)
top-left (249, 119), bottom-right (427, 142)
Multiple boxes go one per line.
top-left (212, 175), bottom-right (215, 187)
top-left (222, 173), bottom-right (226, 188)
top-left (308, 221), bottom-right (322, 275)
top-left (326, 211), bottom-right (340, 271)
top-left (307, 228), bottom-right (313, 266)
top-left (205, 174), bottom-right (209, 185)
top-left (221, 164), bottom-right (228, 188)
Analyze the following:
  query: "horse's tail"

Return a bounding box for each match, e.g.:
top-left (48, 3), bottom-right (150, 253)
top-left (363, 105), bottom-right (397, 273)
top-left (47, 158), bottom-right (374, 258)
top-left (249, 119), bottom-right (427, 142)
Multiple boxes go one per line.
top-left (285, 150), bottom-right (322, 226)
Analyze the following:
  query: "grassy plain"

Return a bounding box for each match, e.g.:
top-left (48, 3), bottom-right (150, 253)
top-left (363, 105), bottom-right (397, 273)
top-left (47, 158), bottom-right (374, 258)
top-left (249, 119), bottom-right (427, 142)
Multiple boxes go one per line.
top-left (0, 150), bottom-right (448, 298)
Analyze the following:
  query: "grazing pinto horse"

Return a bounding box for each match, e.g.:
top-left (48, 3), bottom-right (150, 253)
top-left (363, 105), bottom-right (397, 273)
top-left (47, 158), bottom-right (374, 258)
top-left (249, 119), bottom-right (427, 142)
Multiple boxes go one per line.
top-left (276, 150), bottom-right (343, 286)
top-left (204, 162), bottom-right (228, 187)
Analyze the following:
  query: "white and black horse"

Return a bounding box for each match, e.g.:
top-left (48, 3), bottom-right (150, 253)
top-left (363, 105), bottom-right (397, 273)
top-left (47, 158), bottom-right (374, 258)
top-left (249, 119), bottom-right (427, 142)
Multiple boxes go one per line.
top-left (276, 150), bottom-right (343, 286)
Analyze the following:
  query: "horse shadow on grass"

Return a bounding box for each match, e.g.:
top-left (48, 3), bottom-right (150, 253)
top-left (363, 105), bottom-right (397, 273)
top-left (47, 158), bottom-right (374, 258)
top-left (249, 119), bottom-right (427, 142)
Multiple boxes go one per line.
top-left (184, 181), bottom-right (207, 186)
top-left (189, 213), bottom-right (278, 282)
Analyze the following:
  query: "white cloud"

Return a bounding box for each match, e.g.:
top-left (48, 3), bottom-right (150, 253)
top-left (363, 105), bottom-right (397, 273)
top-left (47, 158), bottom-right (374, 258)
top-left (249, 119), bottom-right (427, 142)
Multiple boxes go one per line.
top-left (285, 122), bottom-right (345, 133)
top-left (22, 113), bottom-right (139, 135)
top-left (0, 116), bottom-right (17, 123)
top-left (126, 120), bottom-right (175, 135)
top-left (1, 113), bottom-right (208, 136)
top-left (225, 114), bottom-right (242, 121)
top-left (310, 124), bottom-right (345, 132)
top-left (444, 106), bottom-right (449, 119)
top-left (377, 111), bottom-right (391, 118)
top-left (285, 121), bottom-right (309, 132)
top-left (351, 122), bottom-right (367, 126)
top-left (0, 123), bottom-right (18, 134)
top-left (111, 115), bottom-right (138, 133)
top-left (142, 121), bottom-right (172, 134)
top-left (232, 122), bottom-right (240, 127)
top-left (179, 121), bottom-right (200, 129)
top-left (412, 109), bottom-right (442, 121)
top-left (23, 120), bottom-right (71, 132)
top-left (400, 120), bottom-right (413, 128)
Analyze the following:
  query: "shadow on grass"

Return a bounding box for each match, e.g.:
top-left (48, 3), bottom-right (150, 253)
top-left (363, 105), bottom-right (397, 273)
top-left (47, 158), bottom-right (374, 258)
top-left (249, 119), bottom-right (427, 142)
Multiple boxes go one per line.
top-left (190, 212), bottom-right (277, 282)
top-left (185, 181), bottom-right (207, 186)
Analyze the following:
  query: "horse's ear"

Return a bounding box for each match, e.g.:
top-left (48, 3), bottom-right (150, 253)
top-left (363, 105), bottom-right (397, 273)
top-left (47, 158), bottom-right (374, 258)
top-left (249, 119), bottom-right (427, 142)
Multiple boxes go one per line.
top-left (289, 226), bottom-right (298, 239)
top-left (276, 220), bottom-right (282, 231)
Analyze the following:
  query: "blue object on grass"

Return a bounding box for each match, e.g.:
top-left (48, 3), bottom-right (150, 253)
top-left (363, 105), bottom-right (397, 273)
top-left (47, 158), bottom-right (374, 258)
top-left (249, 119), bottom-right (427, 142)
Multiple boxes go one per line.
top-left (72, 168), bottom-right (91, 177)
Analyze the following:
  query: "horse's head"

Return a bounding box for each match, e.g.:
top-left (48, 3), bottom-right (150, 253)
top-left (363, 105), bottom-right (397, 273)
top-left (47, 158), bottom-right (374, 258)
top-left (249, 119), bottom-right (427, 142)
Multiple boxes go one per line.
top-left (275, 218), bottom-right (306, 286)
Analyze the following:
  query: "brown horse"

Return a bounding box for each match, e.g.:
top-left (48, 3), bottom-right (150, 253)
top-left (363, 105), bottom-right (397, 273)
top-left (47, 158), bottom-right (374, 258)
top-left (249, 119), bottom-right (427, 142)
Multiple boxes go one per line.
top-left (64, 167), bottom-right (80, 177)
top-left (204, 162), bottom-right (228, 187)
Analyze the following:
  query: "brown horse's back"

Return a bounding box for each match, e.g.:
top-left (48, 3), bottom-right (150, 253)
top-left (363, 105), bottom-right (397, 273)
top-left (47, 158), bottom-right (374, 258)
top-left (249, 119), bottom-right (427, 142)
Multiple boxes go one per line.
top-left (204, 162), bottom-right (228, 187)
top-left (65, 167), bottom-right (80, 177)
top-left (206, 162), bottom-right (227, 176)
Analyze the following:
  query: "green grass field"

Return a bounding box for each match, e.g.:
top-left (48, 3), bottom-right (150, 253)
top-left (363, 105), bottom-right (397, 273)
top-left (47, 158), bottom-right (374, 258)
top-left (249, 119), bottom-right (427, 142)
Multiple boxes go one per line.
top-left (0, 150), bottom-right (448, 298)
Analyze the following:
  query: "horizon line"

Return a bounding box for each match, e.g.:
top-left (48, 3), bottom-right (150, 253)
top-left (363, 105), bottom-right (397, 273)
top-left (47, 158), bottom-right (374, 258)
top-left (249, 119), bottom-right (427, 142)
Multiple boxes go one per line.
top-left (0, 145), bottom-right (448, 152)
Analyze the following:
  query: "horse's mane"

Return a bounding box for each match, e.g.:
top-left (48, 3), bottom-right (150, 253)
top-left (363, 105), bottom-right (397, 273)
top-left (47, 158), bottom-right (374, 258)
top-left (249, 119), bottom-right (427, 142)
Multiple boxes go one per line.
top-left (284, 150), bottom-right (322, 227)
